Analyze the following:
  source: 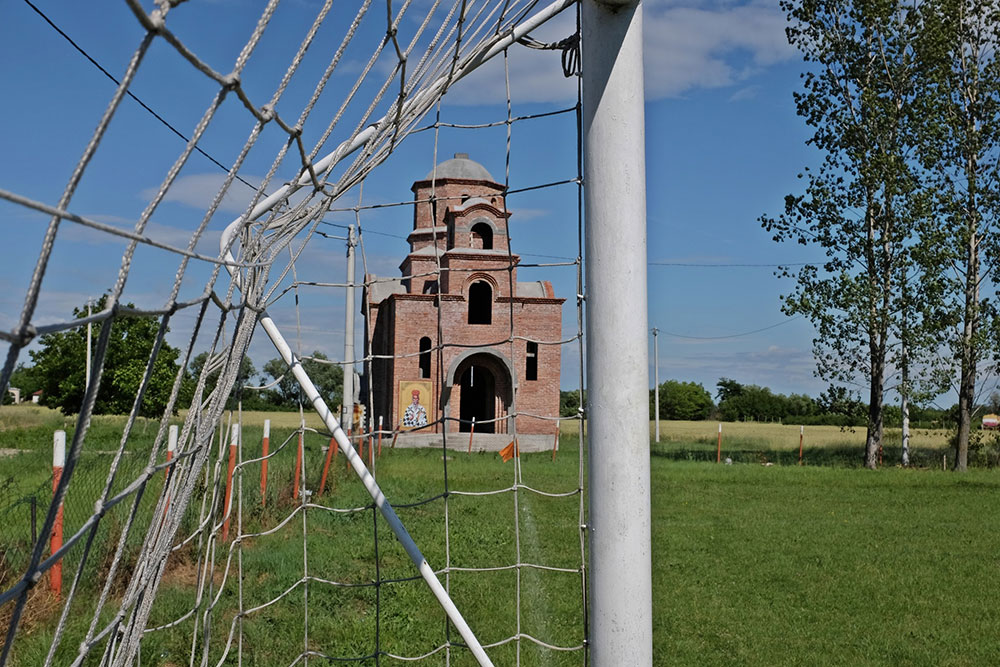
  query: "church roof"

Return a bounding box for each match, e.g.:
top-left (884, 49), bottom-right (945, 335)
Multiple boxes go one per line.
top-left (367, 276), bottom-right (406, 303)
top-left (424, 153), bottom-right (495, 182)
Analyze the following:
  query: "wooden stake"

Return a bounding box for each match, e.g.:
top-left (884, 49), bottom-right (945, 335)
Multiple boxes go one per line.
top-left (346, 429), bottom-right (352, 471)
top-left (318, 437), bottom-right (336, 497)
top-left (377, 416), bottom-right (383, 458)
top-left (164, 425), bottom-right (177, 517)
top-left (222, 424), bottom-right (238, 542)
top-left (468, 417), bottom-right (476, 454)
top-left (716, 423), bottom-right (722, 463)
top-left (293, 429), bottom-right (303, 502)
top-left (798, 425), bottom-right (803, 466)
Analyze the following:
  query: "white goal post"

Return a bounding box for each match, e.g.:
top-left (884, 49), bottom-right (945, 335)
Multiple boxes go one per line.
top-left (582, 0), bottom-right (653, 663)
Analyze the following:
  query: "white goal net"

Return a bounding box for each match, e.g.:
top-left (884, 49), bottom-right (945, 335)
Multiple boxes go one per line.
top-left (0, 0), bottom-right (602, 665)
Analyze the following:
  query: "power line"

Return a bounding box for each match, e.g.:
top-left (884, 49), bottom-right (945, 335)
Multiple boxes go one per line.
top-left (659, 315), bottom-right (803, 340)
top-left (23, 0), bottom-right (259, 193)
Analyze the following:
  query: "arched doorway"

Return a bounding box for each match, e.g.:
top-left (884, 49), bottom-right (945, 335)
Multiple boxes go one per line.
top-left (459, 365), bottom-right (495, 432)
top-left (449, 351), bottom-right (513, 434)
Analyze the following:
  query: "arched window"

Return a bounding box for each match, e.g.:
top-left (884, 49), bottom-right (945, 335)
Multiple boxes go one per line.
top-left (470, 222), bottom-right (493, 250)
top-left (468, 281), bottom-right (492, 325)
top-left (419, 337), bottom-right (432, 379)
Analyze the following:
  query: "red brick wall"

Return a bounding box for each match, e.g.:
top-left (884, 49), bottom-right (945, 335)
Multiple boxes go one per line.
top-left (384, 293), bottom-right (563, 436)
top-left (364, 174), bottom-right (564, 437)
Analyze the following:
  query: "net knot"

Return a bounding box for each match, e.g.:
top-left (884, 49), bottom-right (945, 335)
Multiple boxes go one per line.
top-left (148, 9), bottom-right (166, 33)
top-left (222, 73), bottom-right (241, 91)
top-left (259, 105), bottom-right (276, 122)
top-left (11, 323), bottom-right (37, 347)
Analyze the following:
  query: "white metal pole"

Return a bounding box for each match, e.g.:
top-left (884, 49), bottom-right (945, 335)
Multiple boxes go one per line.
top-left (582, 0), bottom-right (652, 663)
top-left (343, 225), bottom-right (356, 432)
top-left (652, 328), bottom-right (659, 443)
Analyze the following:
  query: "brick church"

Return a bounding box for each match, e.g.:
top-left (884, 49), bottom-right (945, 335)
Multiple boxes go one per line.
top-left (363, 154), bottom-right (563, 442)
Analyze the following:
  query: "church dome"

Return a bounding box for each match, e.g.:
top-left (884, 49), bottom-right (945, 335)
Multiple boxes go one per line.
top-left (424, 153), bottom-right (495, 182)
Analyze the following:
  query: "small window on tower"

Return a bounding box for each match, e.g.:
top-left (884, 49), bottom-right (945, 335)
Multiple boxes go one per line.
top-left (526, 341), bottom-right (538, 381)
top-left (419, 337), bottom-right (432, 379)
top-left (470, 222), bottom-right (493, 250)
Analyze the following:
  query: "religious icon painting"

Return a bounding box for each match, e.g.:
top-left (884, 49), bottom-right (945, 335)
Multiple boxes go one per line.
top-left (399, 380), bottom-right (433, 430)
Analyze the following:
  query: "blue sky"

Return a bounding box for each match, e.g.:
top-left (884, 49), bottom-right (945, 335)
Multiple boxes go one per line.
top-left (0, 0), bottom-right (837, 399)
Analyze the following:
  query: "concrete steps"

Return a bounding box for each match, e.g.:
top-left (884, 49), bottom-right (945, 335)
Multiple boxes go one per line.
top-left (391, 432), bottom-right (554, 453)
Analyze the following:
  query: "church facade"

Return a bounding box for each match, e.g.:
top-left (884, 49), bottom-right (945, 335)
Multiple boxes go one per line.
top-left (363, 154), bottom-right (564, 438)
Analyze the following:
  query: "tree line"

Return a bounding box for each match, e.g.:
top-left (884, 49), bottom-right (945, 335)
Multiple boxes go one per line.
top-left (761, 0), bottom-right (1000, 469)
top-left (632, 378), bottom-right (955, 428)
top-left (5, 297), bottom-right (343, 416)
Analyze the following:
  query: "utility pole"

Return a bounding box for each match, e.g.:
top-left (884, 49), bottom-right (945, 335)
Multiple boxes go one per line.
top-left (342, 225), bottom-right (356, 432)
top-left (652, 327), bottom-right (659, 443)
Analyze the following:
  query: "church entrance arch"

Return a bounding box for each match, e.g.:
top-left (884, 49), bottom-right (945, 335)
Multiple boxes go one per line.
top-left (448, 351), bottom-right (513, 433)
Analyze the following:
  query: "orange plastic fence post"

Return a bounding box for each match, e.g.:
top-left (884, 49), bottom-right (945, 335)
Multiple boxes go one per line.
top-left (260, 419), bottom-right (270, 507)
top-left (222, 424), bottom-right (238, 542)
top-left (293, 429), bottom-right (303, 502)
top-left (716, 423), bottom-right (722, 464)
top-left (50, 430), bottom-right (65, 598)
top-left (467, 417), bottom-right (476, 454)
top-left (319, 436), bottom-right (336, 497)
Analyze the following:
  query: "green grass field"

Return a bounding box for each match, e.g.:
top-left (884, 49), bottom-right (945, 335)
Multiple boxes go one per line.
top-left (2, 408), bottom-right (999, 665)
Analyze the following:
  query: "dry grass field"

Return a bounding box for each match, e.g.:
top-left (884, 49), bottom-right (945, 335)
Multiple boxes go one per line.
top-left (649, 419), bottom-right (952, 450)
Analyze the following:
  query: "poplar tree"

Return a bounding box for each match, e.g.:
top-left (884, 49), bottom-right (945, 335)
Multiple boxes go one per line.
top-left (911, 0), bottom-right (1000, 471)
top-left (764, 0), bottom-right (928, 468)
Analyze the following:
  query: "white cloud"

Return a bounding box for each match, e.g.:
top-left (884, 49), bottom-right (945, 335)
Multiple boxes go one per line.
top-left (60, 217), bottom-right (223, 257)
top-left (444, 0), bottom-right (794, 105)
top-left (644, 2), bottom-right (793, 98)
top-left (509, 207), bottom-right (549, 221)
top-left (728, 84), bottom-right (761, 102)
top-left (140, 173), bottom-right (265, 214)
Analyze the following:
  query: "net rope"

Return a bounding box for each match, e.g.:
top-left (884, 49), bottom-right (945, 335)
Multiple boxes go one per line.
top-left (0, 0), bottom-right (586, 665)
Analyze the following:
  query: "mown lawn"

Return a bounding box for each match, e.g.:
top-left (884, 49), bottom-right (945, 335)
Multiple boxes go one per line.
top-left (653, 461), bottom-right (1000, 666)
top-left (3, 409), bottom-right (999, 665)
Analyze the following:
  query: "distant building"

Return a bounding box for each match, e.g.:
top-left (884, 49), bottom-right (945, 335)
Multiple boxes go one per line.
top-left (363, 154), bottom-right (564, 439)
top-left (31, 390), bottom-right (42, 404)
top-left (7, 387), bottom-right (21, 404)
